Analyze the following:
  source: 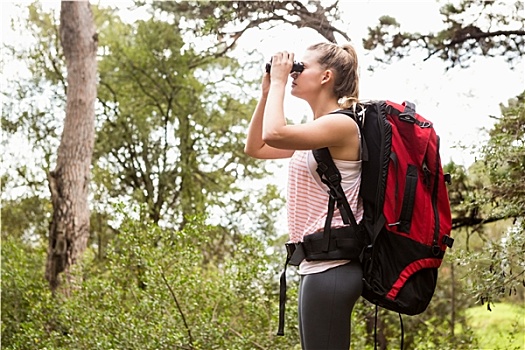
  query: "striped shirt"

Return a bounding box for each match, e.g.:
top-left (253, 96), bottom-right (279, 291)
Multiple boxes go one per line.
top-left (287, 150), bottom-right (363, 274)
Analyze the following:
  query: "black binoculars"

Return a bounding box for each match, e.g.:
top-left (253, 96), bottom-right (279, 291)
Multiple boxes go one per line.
top-left (265, 61), bottom-right (304, 74)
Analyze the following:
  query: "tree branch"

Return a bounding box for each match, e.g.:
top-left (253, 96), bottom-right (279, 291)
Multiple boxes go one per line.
top-left (160, 268), bottom-right (194, 349)
top-left (448, 29), bottom-right (525, 46)
top-left (452, 214), bottom-right (509, 230)
top-left (227, 327), bottom-right (267, 350)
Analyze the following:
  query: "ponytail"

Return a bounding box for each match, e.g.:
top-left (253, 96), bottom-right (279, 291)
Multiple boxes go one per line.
top-left (307, 42), bottom-right (360, 109)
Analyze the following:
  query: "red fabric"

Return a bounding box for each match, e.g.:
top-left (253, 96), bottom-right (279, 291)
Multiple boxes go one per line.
top-left (383, 101), bottom-right (452, 249)
top-left (386, 258), bottom-right (443, 300)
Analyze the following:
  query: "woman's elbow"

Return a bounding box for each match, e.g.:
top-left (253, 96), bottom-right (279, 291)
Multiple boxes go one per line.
top-left (244, 145), bottom-right (256, 158)
top-left (262, 131), bottom-right (282, 147)
top-left (244, 143), bottom-right (264, 158)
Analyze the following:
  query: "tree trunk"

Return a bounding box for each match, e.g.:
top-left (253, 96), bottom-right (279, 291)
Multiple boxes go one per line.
top-left (45, 1), bottom-right (97, 293)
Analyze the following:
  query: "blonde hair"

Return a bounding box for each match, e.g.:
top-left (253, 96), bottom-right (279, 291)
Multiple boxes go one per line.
top-left (307, 42), bottom-right (359, 109)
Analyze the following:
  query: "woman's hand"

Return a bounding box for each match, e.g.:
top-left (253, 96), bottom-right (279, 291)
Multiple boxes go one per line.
top-left (245, 65), bottom-right (294, 160)
top-left (261, 71), bottom-right (270, 97)
top-left (269, 51), bottom-right (294, 84)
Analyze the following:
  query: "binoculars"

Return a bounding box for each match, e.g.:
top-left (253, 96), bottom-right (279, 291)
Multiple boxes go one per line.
top-left (265, 61), bottom-right (304, 74)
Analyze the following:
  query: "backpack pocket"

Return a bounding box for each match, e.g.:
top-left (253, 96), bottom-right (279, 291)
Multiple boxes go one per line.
top-left (397, 164), bottom-right (418, 233)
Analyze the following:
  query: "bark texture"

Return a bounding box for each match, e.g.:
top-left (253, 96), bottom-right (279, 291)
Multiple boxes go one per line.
top-left (46, 1), bottom-right (98, 292)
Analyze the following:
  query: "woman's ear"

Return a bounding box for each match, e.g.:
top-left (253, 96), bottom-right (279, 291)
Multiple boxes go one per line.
top-left (321, 69), bottom-right (334, 85)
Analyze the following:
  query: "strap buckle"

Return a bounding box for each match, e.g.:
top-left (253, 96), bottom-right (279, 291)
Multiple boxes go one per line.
top-left (442, 235), bottom-right (454, 248)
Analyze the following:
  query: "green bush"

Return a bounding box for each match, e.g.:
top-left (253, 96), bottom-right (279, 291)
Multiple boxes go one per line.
top-left (3, 209), bottom-right (494, 349)
top-left (1, 213), bottom-right (300, 349)
top-left (466, 303), bottom-right (525, 350)
top-left (1, 237), bottom-right (56, 349)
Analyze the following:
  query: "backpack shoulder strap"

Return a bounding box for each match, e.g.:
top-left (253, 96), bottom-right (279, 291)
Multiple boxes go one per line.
top-left (312, 147), bottom-right (359, 251)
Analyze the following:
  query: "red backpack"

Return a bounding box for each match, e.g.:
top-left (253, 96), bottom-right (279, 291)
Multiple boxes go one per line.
top-left (276, 101), bottom-right (454, 340)
top-left (314, 100), bottom-right (454, 314)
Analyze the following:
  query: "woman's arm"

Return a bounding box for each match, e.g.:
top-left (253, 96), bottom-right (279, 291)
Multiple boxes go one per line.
top-left (244, 73), bottom-right (295, 160)
top-left (263, 112), bottom-right (360, 161)
top-left (262, 52), bottom-right (359, 161)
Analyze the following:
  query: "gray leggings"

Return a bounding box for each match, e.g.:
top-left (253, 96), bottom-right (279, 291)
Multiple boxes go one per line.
top-left (298, 261), bottom-right (363, 350)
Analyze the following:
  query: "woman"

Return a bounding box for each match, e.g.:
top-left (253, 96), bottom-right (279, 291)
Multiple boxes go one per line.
top-left (244, 42), bottom-right (363, 350)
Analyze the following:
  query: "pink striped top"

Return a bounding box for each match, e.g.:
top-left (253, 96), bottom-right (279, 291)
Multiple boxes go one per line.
top-left (287, 151), bottom-right (363, 243)
top-left (287, 150), bottom-right (363, 274)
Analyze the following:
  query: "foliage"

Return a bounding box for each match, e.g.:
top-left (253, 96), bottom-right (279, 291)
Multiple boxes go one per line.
top-left (461, 93), bottom-right (525, 307)
top-left (363, 0), bottom-right (525, 69)
top-left (94, 9), bottom-right (263, 226)
top-left (444, 161), bottom-right (492, 232)
top-left (465, 303), bottom-right (525, 350)
top-left (1, 3), bottom-right (65, 152)
top-left (482, 92), bottom-right (525, 218)
top-left (0, 195), bottom-right (51, 242)
top-left (2, 3), bottom-right (276, 261)
top-left (1, 4), bottom-right (65, 208)
top-left (2, 208), bottom-right (487, 349)
top-left (1, 237), bottom-right (53, 347)
top-left (148, 0), bottom-right (350, 47)
top-left (457, 219), bottom-right (525, 305)
top-left (1, 211), bottom-right (301, 350)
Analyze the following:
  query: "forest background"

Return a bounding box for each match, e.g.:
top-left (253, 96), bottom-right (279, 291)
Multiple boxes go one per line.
top-left (1, 1), bottom-right (524, 349)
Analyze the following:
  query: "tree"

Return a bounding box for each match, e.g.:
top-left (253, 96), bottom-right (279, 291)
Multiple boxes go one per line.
top-left (363, 0), bottom-right (524, 69)
top-left (2, 0), bottom-right (354, 244)
top-left (45, 1), bottom-right (98, 292)
top-left (2, 3), bottom-right (280, 268)
top-left (94, 14), bottom-right (259, 225)
top-left (471, 93), bottom-right (525, 305)
top-left (483, 93), bottom-right (525, 218)
top-left (150, 0), bottom-right (351, 48)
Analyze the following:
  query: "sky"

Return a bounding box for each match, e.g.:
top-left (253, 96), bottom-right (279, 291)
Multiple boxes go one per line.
top-left (1, 1), bottom-right (524, 180)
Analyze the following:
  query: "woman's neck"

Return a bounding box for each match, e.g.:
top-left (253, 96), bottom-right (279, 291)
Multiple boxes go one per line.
top-left (310, 102), bottom-right (341, 119)
top-left (304, 87), bottom-right (340, 119)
